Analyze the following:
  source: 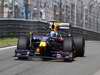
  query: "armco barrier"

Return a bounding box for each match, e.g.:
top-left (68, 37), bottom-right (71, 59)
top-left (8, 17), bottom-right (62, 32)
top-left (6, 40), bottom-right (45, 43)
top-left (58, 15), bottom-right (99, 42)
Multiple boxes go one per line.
top-left (0, 19), bottom-right (49, 37)
top-left (0, 19), bottom-right (100, 40)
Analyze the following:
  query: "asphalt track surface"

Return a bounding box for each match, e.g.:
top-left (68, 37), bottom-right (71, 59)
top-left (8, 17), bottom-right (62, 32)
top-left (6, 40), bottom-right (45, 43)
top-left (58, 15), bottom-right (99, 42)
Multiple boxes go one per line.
top-left (0, 41), bottom-right (100, 75)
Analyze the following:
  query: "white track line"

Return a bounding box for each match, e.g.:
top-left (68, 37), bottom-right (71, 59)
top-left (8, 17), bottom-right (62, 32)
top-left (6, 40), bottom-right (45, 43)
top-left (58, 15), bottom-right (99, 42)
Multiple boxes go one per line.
top-left (0, 46), bottom-right (16, 51)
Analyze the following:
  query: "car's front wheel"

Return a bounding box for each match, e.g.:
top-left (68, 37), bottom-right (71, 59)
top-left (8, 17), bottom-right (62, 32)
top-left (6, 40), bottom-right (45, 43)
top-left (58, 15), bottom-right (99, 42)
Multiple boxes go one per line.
top-left (63, 37), bottom-right (74, 62)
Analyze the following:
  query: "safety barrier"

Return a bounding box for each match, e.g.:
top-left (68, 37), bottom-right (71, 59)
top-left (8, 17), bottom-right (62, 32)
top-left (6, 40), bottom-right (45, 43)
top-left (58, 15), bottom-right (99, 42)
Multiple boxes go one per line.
top-left (0, 19), bottom-right (100, 40)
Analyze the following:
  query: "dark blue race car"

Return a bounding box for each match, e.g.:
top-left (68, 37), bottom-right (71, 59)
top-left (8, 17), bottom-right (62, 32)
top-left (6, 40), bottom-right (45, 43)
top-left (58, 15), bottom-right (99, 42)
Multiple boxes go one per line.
top-left (15, 22), bottom-right (85, 62)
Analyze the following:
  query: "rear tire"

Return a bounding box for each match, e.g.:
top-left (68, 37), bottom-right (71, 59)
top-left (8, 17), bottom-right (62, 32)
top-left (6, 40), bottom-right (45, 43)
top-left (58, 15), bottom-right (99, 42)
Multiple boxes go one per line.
top-left (63, 37), bottom-right (74, 62)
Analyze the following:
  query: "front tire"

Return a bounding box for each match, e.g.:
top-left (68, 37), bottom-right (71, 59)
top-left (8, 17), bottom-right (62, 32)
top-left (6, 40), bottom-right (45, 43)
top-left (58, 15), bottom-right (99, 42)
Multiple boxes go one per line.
top-left (17, 36), bottom-right (30, 50)
top-left (73, 36), bottom-right (85, 57)
top-left (63, 37), bottom-right (74, 62)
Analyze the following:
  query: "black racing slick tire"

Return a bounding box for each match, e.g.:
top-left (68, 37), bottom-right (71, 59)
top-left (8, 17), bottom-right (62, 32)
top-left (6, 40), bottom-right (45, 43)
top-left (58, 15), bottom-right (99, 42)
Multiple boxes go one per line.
top-left (17, 36), bottom-right (29, 50)
top-left (63, 37), bottom-right (74, 62)
top-left (73, 36), bottom-right (85, 57)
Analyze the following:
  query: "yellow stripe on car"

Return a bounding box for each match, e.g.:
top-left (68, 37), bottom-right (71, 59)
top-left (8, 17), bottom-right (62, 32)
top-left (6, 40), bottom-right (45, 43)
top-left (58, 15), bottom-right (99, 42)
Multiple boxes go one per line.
top-left (39, 41), bottom-right (47, 47)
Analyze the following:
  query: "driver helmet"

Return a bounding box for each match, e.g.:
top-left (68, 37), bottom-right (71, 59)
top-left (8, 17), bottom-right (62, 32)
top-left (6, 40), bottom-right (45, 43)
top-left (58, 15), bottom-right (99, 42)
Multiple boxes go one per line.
top-left (50, 31), bottom-right (58, 37)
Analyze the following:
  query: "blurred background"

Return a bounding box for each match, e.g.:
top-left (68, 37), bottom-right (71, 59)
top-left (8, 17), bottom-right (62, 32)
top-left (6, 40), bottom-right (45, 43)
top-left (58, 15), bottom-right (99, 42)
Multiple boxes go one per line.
top-left (0, 0), bottom-right (100, 47)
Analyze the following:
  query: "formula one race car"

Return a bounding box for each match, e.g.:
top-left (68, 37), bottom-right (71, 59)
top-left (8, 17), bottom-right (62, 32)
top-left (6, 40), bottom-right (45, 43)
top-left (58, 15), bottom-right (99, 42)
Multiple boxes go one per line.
top-left (15, 22), bottom-right (85, 62)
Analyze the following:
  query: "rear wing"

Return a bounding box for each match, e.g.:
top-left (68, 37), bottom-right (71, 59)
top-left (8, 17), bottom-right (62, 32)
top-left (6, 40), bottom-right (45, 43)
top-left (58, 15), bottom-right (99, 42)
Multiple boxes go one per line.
top-left (49, 22), bottom-right (70, 30)
top-left (58, 23), bottom-right (70, 29)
